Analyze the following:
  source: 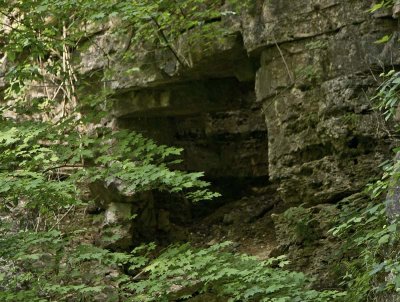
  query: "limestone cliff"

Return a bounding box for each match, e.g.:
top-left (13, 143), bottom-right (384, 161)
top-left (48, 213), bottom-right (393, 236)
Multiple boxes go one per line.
top-left (76, 0), bottom-right (400, 287)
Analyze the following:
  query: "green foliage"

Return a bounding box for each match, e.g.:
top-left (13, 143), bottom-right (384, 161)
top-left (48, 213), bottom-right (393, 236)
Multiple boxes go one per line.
top-left (0, 0), bottom-right (225, 215)
top-left (0, 220), bottom-right (342, 302)
top-left (374, 70), bottom-right (400, 122)
top-left (0, 117), bottom-right (218, 211)
top-left (0, 223), bottom-right (151, 301)
top-left (329, 193), bottom-right (397, 301)
top-left (127, 242), bottom-right (343, 302)
top-left (370, 0), bottom-right (395, 13)
top-left (330, 67), bottom-right (400, 302)
top-left (0, 0), bottom-right (245, 73)
top-left (0, 0), bottom-right (257, 213)
top-left (374, 34), bottom-right (392, 44)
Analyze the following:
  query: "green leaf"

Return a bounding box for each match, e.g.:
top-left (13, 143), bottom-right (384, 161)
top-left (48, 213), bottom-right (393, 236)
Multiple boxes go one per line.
top-left (375, 34), bottom-right (391, 44)
top-left (370, 2), bottom-right (384, 13)
top-left (378, 234), bottom-right (390, 245)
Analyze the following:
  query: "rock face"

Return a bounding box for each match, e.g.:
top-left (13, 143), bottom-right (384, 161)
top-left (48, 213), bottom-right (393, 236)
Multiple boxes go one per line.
top-left (255, 10), bottom-right (399, 206)
top-left (79, 0), bottom-right (399, 284)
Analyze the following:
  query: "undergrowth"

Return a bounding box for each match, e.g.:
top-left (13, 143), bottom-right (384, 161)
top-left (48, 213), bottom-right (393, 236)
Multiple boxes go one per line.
top-left (0, 223), bottom-right (343, 301)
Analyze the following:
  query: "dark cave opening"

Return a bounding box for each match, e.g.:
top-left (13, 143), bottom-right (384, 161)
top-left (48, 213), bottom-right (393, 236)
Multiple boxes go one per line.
top-left (116, 77), bottom-right (269, 222)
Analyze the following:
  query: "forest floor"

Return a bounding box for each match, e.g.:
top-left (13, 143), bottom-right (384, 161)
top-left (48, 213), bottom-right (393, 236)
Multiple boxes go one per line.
top-left (188, 186), bottom-right (282, 259)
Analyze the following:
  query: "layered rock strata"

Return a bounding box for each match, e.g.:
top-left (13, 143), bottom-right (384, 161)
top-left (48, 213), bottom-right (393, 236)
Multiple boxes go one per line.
top-left (74, 0), bottom-right (400, 284)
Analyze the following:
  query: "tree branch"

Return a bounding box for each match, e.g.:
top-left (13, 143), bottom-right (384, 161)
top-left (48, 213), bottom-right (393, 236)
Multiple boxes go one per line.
top-left (150, 16), bottom-right (186, 67)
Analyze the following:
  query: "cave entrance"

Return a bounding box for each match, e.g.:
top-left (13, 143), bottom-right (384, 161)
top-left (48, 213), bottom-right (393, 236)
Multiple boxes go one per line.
top-left (116, 77), bottom-right (269, 219)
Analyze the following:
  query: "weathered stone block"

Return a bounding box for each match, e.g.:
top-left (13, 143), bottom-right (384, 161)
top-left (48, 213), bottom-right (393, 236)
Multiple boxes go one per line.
top-left (243, 0), bottom-right (371, 52)
top-left (113, 79), bottom-right (247, 118)
top-left (262, 72), bottom-right (391, 205)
